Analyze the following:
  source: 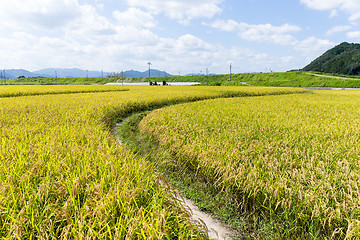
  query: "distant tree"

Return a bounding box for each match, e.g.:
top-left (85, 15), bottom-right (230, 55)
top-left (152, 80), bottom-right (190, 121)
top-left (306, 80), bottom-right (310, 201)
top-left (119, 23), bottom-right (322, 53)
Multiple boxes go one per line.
top-left (345, 62), bottom-right (360, 75)
top-left (303, 42), bottom-right (360, 75)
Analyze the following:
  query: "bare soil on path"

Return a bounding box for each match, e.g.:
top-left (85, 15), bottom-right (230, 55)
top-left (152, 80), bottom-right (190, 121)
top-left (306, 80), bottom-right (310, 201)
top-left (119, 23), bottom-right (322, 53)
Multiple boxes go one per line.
top-left (305, 72), bottom-right (360, 80)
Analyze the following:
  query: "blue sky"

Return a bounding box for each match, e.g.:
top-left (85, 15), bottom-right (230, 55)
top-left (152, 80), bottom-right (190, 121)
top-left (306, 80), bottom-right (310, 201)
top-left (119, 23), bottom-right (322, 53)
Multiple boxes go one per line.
top-left (0, 0), bottom-right (359, 74)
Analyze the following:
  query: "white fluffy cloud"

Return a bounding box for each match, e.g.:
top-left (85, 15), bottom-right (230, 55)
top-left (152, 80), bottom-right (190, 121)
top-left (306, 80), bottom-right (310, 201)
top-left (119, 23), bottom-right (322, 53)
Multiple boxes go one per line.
top-left (125, 0), bottom-right (223, 24)
top-left (176, 34), bottom-right (214, 51)
top-left (295, 37), bottom-right (335, 62)
top-left (0, 0), bottom-right (163, 71)
top-left (146, 39), bottom-right (296, 73)
top-left (0, 0), bottom-right (82, 29)
top-left (113, 8), bottom-right (157, 29)
top-left (209, 19), bottom-right (335, 67)
top-left (347, 31), bottom-right (360, 39)
top-left (300, 0), bottom-right (360, 21)
top-left (0, 0), bottom-right (334, 74)
top-left (326, 25), bottom-right (352, 36)
top-left (0, 0), bottom-right (235, 73)
top-left (210, 20), bottom-right (301, 45)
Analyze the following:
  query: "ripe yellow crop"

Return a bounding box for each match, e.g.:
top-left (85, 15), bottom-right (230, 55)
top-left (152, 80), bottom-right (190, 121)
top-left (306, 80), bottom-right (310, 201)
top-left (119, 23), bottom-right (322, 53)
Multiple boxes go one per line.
top-left (140, 90), bottom-right (360, 239)
top-left (0, 85), bottom-right (129, 98)
top-left (0, 85), bottom-right (304, 238)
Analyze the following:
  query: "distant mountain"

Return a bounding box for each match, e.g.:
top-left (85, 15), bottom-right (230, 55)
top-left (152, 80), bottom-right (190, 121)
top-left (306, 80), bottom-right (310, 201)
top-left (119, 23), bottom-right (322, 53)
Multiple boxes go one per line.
top-left (34, 68), bottom-right (172, 78)
top-left (124, 69), bottom-right (171, 77)
top-left (303, 42), bottom-right (360, 75)
top-left (33, 68), bottom-right (104, 78)
top-left (3, 69), bottom-right (39, 79)
top-left (3, 68), bottom-right (172, 79)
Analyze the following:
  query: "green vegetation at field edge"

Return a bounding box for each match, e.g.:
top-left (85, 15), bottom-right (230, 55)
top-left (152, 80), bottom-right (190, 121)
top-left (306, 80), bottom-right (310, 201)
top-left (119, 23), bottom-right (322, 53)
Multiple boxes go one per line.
top-left (163, 71), bottom-right (360, 88)
top-left (4, 70), bottom-right (360, 88)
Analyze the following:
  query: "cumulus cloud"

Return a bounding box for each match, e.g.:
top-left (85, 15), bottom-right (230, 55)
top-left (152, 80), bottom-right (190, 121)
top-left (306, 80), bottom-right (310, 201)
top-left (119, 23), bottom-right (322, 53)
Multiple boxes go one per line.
top-left (0, 25), bottom-right (298, 74)
top-left (294, 37), bottom-right (335, 62)
top-left (176, 34), bottom-right (214, 51)
top-left (330, 9), bottom-right (339, 17)
top-left (0, 0), bottom-right (164, 71)
top-left (125, 0), bottom-right (223, 24)
top-left (300, 0), bottom-right (360, 21)
top-left (210, 20), bottom-right (301, 45)
top-left (113, 8), bottom-right (157, 29)
top-left (347, 31), bottom-right (360, 39)
top-left (209, 18), bottom-right (335, 67)
top-left (0, 0), bottom-right (82, 29)
top-left (326, 25), bottom-right (352, 36)
top-left (66, 5), bottom-right (116, 38)
top-left (0, 0), bottom-right (324, 74)
top-left (148, 38), bottom-right (296, 73)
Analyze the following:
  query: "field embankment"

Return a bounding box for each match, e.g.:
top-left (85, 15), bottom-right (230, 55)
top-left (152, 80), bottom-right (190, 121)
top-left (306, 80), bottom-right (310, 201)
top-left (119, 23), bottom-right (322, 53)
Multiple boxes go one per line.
top-left (0, 85), bottom-right (304, 238)
top-left (5, 71), bottom-right (360, 88)
top-left (139, 90), bottom-right (360, 239)
top-left (147, 71), bottom-right (360, 88)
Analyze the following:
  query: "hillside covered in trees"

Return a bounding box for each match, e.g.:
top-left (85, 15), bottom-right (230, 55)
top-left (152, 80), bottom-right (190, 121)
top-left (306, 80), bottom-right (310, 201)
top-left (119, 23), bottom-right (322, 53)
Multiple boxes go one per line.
top-left (303, 42), bottom-right (360, 75)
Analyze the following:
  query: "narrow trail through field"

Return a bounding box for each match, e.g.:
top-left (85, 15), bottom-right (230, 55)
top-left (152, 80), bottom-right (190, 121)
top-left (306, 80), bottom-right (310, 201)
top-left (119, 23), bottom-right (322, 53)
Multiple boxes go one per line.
top-left (112, 119), bottom-right (236, 240)
top-left (305, 72), bottom-right (360, 80)
top-left (175, 193), bottom-right (236, 239)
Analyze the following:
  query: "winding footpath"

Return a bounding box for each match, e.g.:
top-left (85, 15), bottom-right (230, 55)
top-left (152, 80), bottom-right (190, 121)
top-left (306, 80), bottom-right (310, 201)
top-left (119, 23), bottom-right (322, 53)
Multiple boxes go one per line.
top-left (112, 120), bottom-right (236, 240)
top-left (305, 72), bottom-right (360, 80)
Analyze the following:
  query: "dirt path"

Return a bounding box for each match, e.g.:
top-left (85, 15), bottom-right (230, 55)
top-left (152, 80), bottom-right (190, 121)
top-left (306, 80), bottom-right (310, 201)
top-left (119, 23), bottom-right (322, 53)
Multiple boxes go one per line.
top-left (178, 194), bottom-right (236, 239)
top-left (305, 72), bottom-right (360, 80)
top-left (112, 119), bottom-right (236, 240)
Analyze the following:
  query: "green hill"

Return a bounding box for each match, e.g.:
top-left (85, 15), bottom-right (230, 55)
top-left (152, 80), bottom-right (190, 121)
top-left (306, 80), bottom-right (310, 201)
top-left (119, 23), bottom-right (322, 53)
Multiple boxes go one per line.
top-left (303, 42), bottom-right (360, 75)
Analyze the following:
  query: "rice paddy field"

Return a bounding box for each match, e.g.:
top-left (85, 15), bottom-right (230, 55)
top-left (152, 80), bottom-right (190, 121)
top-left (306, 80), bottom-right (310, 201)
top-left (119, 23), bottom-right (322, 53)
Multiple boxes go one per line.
top-left (0, 85), bottom-right (305, 239)
top-left (0, 85), bottom-right (130, 98)
top-left (140, 90), bottom-right (360, 239)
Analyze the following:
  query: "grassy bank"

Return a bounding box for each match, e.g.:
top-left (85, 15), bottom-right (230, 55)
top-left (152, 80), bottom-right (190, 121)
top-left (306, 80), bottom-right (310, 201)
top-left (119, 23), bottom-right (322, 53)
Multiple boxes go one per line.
top-left (135, 71), bottom-right (360, 88)
top-left (3, 71), bottom-right (360, 88)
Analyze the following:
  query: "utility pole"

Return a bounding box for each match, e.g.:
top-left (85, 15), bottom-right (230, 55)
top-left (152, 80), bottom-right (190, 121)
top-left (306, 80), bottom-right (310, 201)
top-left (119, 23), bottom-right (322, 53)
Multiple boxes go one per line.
top-left (101, 69), bottom-right (104, 78)
top-left (206, 68), bottom-right (209, 86)
top-left (121, 70), bottom-right (124, 85)
top-left (147, 62), bottom-right (151, 85)
top-left (3, 69), bottom-right (5, 85)
top-left (229, 62), bottom-right (232, 81)
top-left (55, 70), bottom-right (58, 84)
